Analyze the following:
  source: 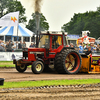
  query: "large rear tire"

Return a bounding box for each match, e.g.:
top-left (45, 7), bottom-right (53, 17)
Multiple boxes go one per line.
top-left (31, 61), bottom-right (44, 74)
top-left (54, 49), bottom-right (81, 74)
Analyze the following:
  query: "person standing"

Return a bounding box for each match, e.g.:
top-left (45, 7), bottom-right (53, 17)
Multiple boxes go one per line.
top-left (90, 43), bottom-right (94, 51)
top-left (97, 44), bottom-right (100, 52)
top-left (79, 43), bottom-right (84, 53)
top-left (12, 41), bottom-right (18, 51)
top-left (75, 44), bottom-right (79, 51)
top-left (29, 43), bottom-right (34, 48)
top-left (22, 41), bottom-right (26, 48)
top-left (93, 45), bottom-right (97, 52)
top-left (18, 40), bottom-right (23, 49)
top-left (84, 44), bottom-right (88, 51)
top-left (7, 40), bottom-right (14, 52)
top-left (33, 42), bottom-right (36, 48)
top-left (15, 41), bottom-right (18, 50)
top-left (0, 40), bottom-right (5, 51)
top-left (85, 47), bottom-right (92, 56)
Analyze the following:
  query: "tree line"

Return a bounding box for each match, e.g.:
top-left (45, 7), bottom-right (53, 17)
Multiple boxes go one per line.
top-left (0, 0), bottom-right (49, 33)
top-left (62, 7), bottom-right (100, 39)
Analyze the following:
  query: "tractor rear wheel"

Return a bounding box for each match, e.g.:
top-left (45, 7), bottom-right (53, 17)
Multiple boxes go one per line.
top-left (31, 61), bottom-right (44, 74)
top-left (54, 49), bottom-right (81, 74)
top-left (16, 64), bottom-right (27, 73)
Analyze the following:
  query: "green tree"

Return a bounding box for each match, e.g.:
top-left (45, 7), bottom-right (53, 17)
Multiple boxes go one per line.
top-left (0, 0), bottom-right (27, 23)
top-left (26, 13), bottom-right (49, 33)
top-left (62, 7), bottom-right (100, 39)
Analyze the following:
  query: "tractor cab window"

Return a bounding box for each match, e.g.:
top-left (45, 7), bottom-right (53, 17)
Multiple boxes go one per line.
top-left (39, 35), bottom-right (50, 48)
top-left (52, 35), bottom-right (62, 49)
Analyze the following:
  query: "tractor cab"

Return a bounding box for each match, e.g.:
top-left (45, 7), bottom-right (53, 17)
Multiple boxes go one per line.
top-left (38, 31), bottom-right (67, 49)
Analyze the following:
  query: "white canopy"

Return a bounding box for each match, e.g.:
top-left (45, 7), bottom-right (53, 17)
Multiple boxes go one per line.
top-left (0, 23), bottom-right (34, 37)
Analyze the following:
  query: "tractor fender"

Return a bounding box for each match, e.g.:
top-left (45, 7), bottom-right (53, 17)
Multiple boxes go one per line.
top-left (36, 58), bottom-right (44, 65)
top-left (60, 47), bottom-right (75, 53)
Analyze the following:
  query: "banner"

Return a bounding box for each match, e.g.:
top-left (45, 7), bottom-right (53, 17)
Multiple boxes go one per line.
top-left (0, 11), bottom-right (19, 26)
top-left (0, 52), bottom-right (22, 61)
top-left (67, 35), bottom-right (79, 39)
top-left (0, 52), bottom-right (10, 61)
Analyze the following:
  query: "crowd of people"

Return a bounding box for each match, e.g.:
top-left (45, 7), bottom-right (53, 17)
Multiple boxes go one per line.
top-left (0, 39), bottom-right (100, 54)
top-left (0, 40), bottom-right (36, 52)
top-left (69, 43), bottom-right (100, 55)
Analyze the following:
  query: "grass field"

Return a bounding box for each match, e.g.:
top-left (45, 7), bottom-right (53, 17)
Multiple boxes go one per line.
top-left (0, 61), bottom-right (31, 67)
top-left (0, 61), bottom-right (15, 67)
top-left (0, 79), bottom-right (100, 89)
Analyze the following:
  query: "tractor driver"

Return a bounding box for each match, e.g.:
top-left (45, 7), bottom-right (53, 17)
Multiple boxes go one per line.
top-left (52, 36), bottom-right (58, 49)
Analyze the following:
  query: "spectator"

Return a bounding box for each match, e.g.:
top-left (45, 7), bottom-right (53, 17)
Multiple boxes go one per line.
top-left (12, 41), bottom-right (18, 51)
top-left (0, 40), bottom-right (5, 51)
top-left (75, 44), bottom-right (79, 51)
top-left (90, 43), bottom-right (94, 51)
top-left (70, 43), bottom-right (74, 47)
top-left (5, 41), bottom-right (9, 51)
top-left (22, 41), bottom-right (26, 48)
top-left (7, 40), bottom-right (14, 52)
top-left (33, 42), bottom-right (36, 48)
top-left (79, 43), bottom-right (84, 53)
top-left (97, 44), bottom-right (100, 52)
top-left (18, 40), bottom-right (23, 49)
top-left (85, 47), bottom-right (92, 56)
top-left (29, 42), bottom-right (36, 48)
top-left (93, 45), bottom-right (97, 52)
top-left (84, 44), bottom-right (88, 51)
top-left (29, 43), bottom-right (34, 48)
top-left (12, 43), bottom-right (16, 51)
top-left (15, 41), bottom-right (18, 50)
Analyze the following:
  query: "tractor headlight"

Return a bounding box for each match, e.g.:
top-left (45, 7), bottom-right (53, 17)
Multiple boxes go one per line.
top-left (30, 52), bottom-right (35, 54)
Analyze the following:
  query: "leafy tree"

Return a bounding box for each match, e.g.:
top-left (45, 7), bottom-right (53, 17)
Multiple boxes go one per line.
top-left (0, 0), bottom-right (27, 23)
top-left (26, 13), bottom-right (49, 33)
top-left (62, 7), bottom-right (100, 39)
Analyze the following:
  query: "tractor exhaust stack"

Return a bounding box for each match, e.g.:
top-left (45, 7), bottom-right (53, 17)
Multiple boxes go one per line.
top-left (35, 11), bottom-right (40, 48)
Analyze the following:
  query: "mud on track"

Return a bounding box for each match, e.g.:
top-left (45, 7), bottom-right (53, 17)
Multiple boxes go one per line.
top-left (0, 67), bottom-right (100, 82)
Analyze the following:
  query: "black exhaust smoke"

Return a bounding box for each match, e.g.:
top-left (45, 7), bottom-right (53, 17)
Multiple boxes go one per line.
top-left (34, 0), bottom-right (43, 47)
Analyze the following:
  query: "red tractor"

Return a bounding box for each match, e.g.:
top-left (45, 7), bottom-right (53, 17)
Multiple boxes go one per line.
top-left (13, 31), bottom-right (81, 74)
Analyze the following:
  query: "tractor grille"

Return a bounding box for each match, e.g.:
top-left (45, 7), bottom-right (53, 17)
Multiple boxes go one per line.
top-left (23, 52), bottom-right (28, 59)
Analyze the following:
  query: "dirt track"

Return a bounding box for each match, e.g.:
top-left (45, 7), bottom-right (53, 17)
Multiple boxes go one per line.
top-left (1, 85), bottom-right (100, 100)
top-left (0, 67), bottom-right (100, 82)
top-left (1, 68), bottom-right (100, 100)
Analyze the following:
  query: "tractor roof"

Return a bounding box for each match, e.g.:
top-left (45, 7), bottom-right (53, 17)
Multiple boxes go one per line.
top-left (40, 31), bottom-right (67, 36)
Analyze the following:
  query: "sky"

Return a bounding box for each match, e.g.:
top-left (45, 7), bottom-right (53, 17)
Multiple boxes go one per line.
top-left (19, 0), bottom-right (100, 31)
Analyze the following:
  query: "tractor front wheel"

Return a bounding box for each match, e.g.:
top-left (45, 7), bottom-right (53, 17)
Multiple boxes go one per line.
top-left (31, 61), bottom-right (44, 74)
top-left (16, 64), bottom-right (27, 73)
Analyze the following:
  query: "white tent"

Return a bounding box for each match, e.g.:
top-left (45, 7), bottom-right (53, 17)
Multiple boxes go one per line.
top-left (0, 23), bottom-right (34, 37)
top-left (0, 23), bottom-right (35, 47)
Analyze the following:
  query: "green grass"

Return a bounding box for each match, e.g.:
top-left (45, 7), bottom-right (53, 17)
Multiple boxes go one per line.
top-left (0, 61), bottom-right (31, 67)
top-left (0, 79), bottom-right (100, 89)
top-left (0, 61), bottom-right (15, 67)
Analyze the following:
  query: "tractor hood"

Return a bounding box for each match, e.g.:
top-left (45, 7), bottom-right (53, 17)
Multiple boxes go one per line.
top-left (28, 48), bottom-right (46, 52)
